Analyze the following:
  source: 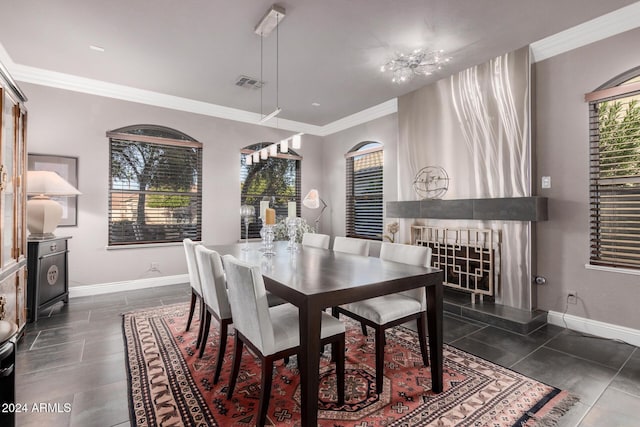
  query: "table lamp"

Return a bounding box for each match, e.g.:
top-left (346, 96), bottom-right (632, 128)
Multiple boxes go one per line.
top-left (302, 189), bottom-right (327, 232)
top-left (26, 170), bottom-right (81, 239)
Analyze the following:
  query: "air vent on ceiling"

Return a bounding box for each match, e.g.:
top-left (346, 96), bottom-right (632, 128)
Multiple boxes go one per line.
top-left (235, 75), bottom-right (263, 89)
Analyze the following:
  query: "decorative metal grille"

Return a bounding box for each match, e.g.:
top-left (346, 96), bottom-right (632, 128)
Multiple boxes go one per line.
top-left (411, 226), bottom-right (500, 298)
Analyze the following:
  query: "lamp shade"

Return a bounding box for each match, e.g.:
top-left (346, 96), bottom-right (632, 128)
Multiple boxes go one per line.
top-left (27, 170), bottom-right (81, 196)
top-left (303, 189), bottom-right (320, 209)
top-left (26, 171), bottom-right (80, 239)
top-left (292, 134), bottom-right (301, 149)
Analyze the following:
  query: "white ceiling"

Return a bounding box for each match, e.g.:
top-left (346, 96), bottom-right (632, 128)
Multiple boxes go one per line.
top-left (1, 0), bottom-right (638, 131)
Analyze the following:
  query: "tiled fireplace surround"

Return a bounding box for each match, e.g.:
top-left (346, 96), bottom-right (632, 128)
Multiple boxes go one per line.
top-left (387, 197), bottom-right (549, 334)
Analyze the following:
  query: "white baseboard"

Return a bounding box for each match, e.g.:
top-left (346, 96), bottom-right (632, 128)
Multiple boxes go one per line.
top-left (69, 274), bottom-right (189, 298)
top-left (547, 310), bottom-right (640, 347)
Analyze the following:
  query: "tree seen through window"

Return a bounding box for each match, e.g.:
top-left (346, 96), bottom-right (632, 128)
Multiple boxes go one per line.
top-left (240, 143), bottom-right (301, 238)
top-left (108, 125), bottom-right (202, 245)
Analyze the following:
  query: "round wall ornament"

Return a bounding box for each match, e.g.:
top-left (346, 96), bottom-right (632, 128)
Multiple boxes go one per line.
top-left (413, 166), bottom-right (449, 199)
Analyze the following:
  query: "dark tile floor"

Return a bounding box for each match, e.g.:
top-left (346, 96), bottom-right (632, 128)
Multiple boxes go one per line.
top-left (13, 283), bottom-right (640, 427)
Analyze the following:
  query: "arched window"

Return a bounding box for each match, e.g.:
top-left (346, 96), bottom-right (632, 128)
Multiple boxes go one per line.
top-left (587, 69), bottom-right (640, 269)
top-left (240, 143), bottom-right (301, 238)
top-left (346, 141), bottom-right (383, 239)
top-left (107, 125), bottom-right (202, 245)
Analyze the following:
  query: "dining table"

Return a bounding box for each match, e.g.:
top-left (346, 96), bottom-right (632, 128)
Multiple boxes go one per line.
top-left (208, 240), bottom-right (444, 426)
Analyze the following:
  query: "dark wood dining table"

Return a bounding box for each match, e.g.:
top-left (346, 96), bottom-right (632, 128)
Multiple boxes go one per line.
top-left (208, 241), bottom-right (444, 426)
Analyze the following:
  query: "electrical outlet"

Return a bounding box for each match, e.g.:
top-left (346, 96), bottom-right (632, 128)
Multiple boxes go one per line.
top-left (150, 262), bottom-right (160, 272)
top-left (567, 290), bottom-right (577, 305)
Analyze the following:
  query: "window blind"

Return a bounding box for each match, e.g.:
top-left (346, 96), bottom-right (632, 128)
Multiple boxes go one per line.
top-left (346, 144), bottom-right (383, 239)
top-left (589, 88), bottom-right (640, 269)
top-left (108, 127), bottom-right (202, 245)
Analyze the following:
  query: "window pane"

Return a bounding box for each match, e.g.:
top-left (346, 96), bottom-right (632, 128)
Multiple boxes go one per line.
top-left (346, 142), bottom-right (383, 240)
top-left (590, 92), bottom-right (640, 269)
top-left (240, 143), bottom-right (301, 238)
top-left (108, 126), bottom-right (202, 245)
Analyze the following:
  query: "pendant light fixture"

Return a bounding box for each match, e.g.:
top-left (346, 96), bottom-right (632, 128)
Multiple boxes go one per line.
top-left (243, 5), bottom-right (303, 167)
top-left (256, 5), bottom-right (285, 123)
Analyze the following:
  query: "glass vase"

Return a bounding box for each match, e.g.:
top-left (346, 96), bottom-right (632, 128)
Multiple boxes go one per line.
top-left (262, 224), bottom-right (275, 255)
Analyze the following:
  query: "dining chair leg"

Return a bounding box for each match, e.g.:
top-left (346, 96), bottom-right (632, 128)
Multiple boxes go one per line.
top-left (213, 320), bottom-right (229, 384)
top-left (361, 321), bottom-right (368, 336)
top-left (196, 298), bottom-right (206, 349)
top-left (416, 312), bottom-right (429, 367)
top-left (258, 357), bottom-right (275, 427)
top-left (375, 327), bottom-right (385, 394)
top-left (198, 311), bottom-right (212, 358)
top-left (335, 337), bottom-right (345, 405)
top-left (185, 291), bottom-right (197, 331)
top-left (226, 334), bottom-right (244, 399)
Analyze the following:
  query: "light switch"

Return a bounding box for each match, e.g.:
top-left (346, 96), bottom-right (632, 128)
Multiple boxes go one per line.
top-left (541, 176), bottom-right (551, 189)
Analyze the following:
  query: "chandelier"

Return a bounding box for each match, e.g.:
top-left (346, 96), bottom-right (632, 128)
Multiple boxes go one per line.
top-left (380, 49), bottom-right (451, 83)
top-left (244, 133), bottom-right (302, 166)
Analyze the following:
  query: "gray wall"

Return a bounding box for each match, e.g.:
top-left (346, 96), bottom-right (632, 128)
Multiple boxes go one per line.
top-left (21, 23), bottom-right (640, 330)
top-left (321, 113), bottom-right (398, 254)
top-left (535, 27), bottom-right (640, 329)
top-left (23, 83), bottom-right (324, 286)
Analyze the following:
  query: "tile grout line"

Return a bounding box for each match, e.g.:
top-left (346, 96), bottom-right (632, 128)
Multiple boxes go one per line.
top-left (540, 336), bottom-right (636, 370)
top-left (573, 345), bottom-right (638, 426)
top-left (507, 329), bottom-right (567, 369)
top-left (447, 324), bottom-right (489, 345)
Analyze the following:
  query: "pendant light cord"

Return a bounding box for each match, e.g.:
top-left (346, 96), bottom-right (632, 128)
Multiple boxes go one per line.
top-left (276, 12), bottom-right (279, 110)
top-left (260, 32), bottom-right (263, 117)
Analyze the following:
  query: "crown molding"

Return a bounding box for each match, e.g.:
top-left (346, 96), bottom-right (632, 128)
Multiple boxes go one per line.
top-left (4, 57), bottom-right (324, 135)
top-left (531, 2), bottom-right (640, 63)
top-left (4, 0), bottom-right (637, 138)
top-left (317, 98), bottom-right (398, 136)
top-left (0, 41), bottom-right (395, 137)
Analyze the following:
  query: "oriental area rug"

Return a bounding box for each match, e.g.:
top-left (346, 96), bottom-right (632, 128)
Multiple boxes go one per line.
top-left (122, 303), bottom-right (577, 427)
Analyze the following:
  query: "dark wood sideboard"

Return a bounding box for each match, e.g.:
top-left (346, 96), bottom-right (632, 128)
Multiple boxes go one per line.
top-left (26, 236), bottom-right (70, 322)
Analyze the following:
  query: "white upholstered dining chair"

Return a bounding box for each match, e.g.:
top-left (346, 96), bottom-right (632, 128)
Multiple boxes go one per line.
top-left (192, 246), bottom-right (287, 381)
top-left (183, 238), bottom-right (206, 348)
top-left (194, 246), bottom-right (232, 384)
top-left (222, 254), bottom-right (345, 427)
top-left (331, 236), bottom-right (371, 336)
top-left (332, 242), bottom-right (432, 393)
top-left (301, 232), bottom-right (330, 249)
top-left (332, 236), bottom-right (370, 256)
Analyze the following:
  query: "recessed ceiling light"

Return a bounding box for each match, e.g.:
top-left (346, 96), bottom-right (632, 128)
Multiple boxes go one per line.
top-left (89, 45), bottom-right (105, 52)
top-left (311, 102), bottom-right (320, 107)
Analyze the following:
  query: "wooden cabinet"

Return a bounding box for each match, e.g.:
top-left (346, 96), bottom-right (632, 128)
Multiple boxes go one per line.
top-left (27, 237), bottom-right (69, 322)
top-left (0, 61), bottom-right (28, 335)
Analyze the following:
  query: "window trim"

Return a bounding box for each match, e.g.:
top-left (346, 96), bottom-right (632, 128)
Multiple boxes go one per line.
top-left (585, 81), bottom-right (640, 103)
top-left (106, 131), bottom-right (202, 149)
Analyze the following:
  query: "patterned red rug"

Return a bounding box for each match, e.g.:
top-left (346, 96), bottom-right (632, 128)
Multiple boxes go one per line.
top-left (122, 303), bottom-right (577, 426)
